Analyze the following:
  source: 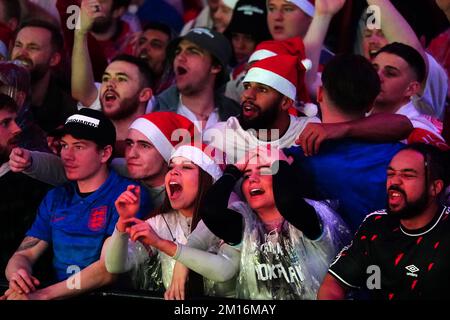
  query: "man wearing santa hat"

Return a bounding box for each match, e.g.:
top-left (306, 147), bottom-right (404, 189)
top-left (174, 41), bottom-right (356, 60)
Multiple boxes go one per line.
top-left (204, 53), bottom-right (319, 164)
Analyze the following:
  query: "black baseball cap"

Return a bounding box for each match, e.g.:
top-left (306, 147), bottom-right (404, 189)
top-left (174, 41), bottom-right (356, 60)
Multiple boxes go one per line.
top-left (60, 108), bottom-right (116, 148)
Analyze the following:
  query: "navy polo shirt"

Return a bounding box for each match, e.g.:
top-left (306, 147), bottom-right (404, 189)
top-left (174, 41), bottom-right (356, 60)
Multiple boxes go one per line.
top-left (27, 169), bottom-right (153, 281)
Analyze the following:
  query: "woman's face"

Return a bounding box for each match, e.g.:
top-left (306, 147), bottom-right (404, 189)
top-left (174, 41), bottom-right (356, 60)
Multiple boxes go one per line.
top-left (242, 159), bottom-right (276, 213)
top-left (165, 156), bottom-right (200, 214)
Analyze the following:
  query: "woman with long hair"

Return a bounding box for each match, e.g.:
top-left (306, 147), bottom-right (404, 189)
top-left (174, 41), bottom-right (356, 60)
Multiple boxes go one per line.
top-left (161, 147), bottom-right (351, 299)
top-left (104, 143), bottom-right (223, 297)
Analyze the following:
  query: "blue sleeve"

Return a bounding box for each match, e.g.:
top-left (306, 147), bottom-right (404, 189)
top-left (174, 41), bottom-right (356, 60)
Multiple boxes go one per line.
top-left (26, 191), bottom-right (54, 243)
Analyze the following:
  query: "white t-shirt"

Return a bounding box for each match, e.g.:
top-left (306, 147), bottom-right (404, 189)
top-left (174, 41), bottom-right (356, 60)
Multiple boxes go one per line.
top-left (204, 115), bottom-right (320, 164)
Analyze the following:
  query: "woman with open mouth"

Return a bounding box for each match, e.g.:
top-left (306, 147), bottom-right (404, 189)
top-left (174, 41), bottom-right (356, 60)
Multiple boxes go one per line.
top-left (104, 143), bottom-right (224, 298)
top-left (163, 147), bottom-right (352, 300)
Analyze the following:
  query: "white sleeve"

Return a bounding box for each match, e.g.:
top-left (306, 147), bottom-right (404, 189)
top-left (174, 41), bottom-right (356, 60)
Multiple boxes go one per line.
top-left (105, 227), bottom-right (149, 274)
top-left (77, 82), bottom-right (102, 111)
top-left (174, 243), bottom-right (240, 282)
top-left (24, 151), bottom-right (68, 186)
top-left (186, 220), bottom-right (221, 251)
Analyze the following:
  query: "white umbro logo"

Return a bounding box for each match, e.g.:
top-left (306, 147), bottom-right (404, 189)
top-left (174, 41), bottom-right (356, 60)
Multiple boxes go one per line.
top-left (405, 265), bottom-right (419, 277)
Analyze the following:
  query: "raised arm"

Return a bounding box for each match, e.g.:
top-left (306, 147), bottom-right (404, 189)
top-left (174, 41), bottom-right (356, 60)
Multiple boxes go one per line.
top-left (296, 113), bottom-right (412, 156)
top-left (71, 0), bottom-right (103, 106)
top-left (9, 148), bottom-right (67, 186)
top-left (272, 160), bottom-right (322, 239)
top-left (367, 0), bottom-right (427, 69)
top-left (303, 0), bottom-right (346, 98)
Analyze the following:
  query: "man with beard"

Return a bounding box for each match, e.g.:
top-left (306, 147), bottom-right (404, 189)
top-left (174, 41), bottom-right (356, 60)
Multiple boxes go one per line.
top-left (318, 143), bottom-right (450, 300)
top-left (154, 27), bottom-right (240, 132)
top-left (204, 53), bottom-right (319, 164)
top-left (11, 19), bottom-right (77, 134)
top-left (0, 94), bottom-right (52, 284)
top-left (83, 0), bottom-right (132, 63)
top-left (72, 1), bottom-right (153, 146)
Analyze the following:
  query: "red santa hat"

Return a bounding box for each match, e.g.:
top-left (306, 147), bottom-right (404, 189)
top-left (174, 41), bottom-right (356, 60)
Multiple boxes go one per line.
top-left (287, 0), bottom-right (315, 17)
top-left (243, 54), bottom-right (311, 101)
top-left (248, 37), bottom-right (306, 63)
top-left (129, 112), bottom-right (196, 162)
top-left (170, 143), bottom-right (223, 182)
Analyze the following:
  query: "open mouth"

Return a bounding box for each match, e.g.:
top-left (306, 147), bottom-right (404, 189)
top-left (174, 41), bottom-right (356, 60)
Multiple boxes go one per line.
top-left (242, 101), bottom-right (259, 117)
top-left (169, 181), bottom-right (183, 199)
top-left (13, 58), bottom-right (32, 68)
top-left (139, 51), bottom-right (149, 61)
top-left (249, 188), bottom-right (264, 196)
top-left (103, 90), bottom-right (118, 103)
top-left (388, 189), bottom-right (405, 206)
top-left (273, 25), bottom-right (284, 33)
top-left (176, 66), bottom-right (188, 76)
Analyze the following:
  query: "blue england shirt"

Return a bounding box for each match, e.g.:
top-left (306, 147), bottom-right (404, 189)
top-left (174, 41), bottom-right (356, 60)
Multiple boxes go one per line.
top-left (27, 169), bottom-right (153, 281)
top-left (285, 139), bottom-right (405, 232)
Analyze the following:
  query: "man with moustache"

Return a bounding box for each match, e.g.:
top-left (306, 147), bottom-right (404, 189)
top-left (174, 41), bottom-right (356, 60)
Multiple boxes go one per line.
top-left (204, 53), bottom-right (319, 164)
top-left (0, 94), bottom-right (51, 283)
top-left (318, 144), bottom-right (450, 300)
top-left (2, 108), bottom-right (152, 300)
top-left (11, 19), bottom-right (76, 134)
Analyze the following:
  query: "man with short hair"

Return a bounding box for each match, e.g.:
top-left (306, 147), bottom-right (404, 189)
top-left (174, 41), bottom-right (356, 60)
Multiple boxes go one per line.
top-left (155, 27), bottom-right (240, 131)
top-left (372, 42), bottom-right (446, 148)
top-left (0, 94), bottom-right (51, 280)
top-left (11, 19), bottom-right (77, 134)
top-left (2, 108), bottom-right (152, 300)
top-left (318, 144), bottom-right (450, 300)
top-left (287, 54), bottom-right (405, 231)
top-left (131, 21), bottom-right (174, 94)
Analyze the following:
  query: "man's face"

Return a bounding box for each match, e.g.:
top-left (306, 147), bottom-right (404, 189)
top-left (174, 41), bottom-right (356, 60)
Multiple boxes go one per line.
top-left (0, 109), bottom-right (21, 163)
top-left (372, 52), bottom-right (419, 111)
top-left (11, 26), bottom-right (58, 83)
top-left (91, 0), bottom-right (115, 34)
top-left (386, 149), bottom-right (430, 220)
top-left (125, 129), bottom-right (167, 184)
top-left (60, 134), bottom-right (107, 182)
top-left (100, 60), bottom-right (144, 120)
top-left (134, 29), bottom-right (169, 76)
top-left (267, 0), bottom-right (312, 40)
top-left (240, 81), bottom-right (284, 130)
top-left (362, 27), bottom-right (389, 60)
top-left (213, 0), bottom-right (233, 33)
top-left (173, 40), bottom-right (220, 95)
top-left (231, 33), bottom-right (257, 63)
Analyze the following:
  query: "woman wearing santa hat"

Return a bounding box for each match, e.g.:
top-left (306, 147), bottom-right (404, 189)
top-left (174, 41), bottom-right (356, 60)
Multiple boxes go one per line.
top-left (104, 142), bottom-right (227, 297)
top-left (163, 147), bottom-right (351, 300)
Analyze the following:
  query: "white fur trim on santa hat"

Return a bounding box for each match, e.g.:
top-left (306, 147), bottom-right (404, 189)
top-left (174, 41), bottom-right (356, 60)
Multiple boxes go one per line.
top-left (171, 145), bottom-right (223, 182)
top-left (223, 0), bottom-right (238, 9)
top-left (248, 49), bottom-right (277, 63)
top-left (287, 0), bottom-right (315, 17)
top-left (244, 67), bottom-right (296, 100)
top-left (130, 118), bottom-right (175, 162)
